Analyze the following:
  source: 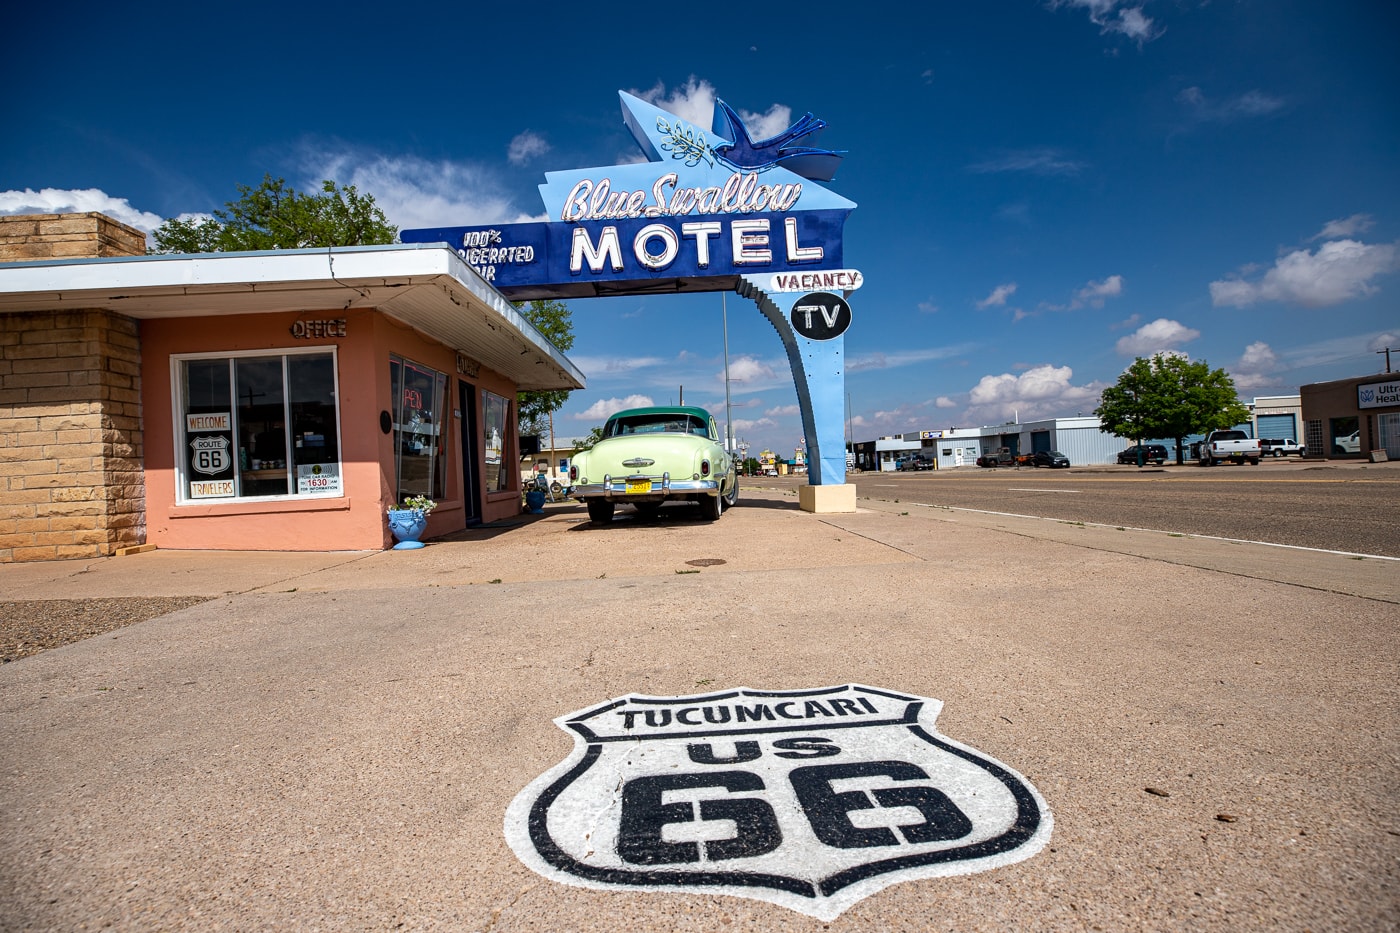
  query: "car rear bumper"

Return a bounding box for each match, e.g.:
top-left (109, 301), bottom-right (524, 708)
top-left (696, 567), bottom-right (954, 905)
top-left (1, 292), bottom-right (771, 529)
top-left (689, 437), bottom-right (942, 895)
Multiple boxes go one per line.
top-left (572, 477), bottom-right (720, 501)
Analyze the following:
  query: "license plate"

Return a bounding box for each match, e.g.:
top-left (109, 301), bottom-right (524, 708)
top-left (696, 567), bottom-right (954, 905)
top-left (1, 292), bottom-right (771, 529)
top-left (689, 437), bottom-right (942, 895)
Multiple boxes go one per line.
top-left (626, 479), bottom-right (651, 495)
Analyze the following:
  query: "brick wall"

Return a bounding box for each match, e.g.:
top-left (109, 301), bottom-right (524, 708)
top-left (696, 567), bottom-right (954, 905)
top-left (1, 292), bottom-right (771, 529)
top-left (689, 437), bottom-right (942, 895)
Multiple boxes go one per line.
top-left (1, 212), bottom-right (148, 561)
top-left (0, 212), bottom-right (147, 261)
top-left (1, 310), bottom-right (146, 561)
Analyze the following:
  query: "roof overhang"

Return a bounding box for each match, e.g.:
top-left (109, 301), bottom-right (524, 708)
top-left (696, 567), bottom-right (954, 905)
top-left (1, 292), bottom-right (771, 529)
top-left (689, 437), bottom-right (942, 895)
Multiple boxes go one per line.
top-left (0, 243), bottom-right (584, 392)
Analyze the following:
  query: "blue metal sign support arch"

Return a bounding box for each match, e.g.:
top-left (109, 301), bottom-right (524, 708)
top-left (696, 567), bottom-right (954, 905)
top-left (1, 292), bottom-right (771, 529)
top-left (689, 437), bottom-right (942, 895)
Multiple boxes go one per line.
top-left (400, 90), bottom-right (861, 510)
top-left (737, 274), bottom-right (858, 488)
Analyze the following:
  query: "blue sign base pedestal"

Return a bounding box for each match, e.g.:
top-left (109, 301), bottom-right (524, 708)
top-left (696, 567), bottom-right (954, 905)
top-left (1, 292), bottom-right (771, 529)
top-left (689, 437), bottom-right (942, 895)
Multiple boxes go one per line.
top-left (798, 483), bottom-right (857, 513)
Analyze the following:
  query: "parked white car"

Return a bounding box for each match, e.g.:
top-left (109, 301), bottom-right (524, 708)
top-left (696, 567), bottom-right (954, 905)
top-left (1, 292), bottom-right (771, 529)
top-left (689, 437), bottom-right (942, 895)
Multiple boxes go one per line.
top-left (1260, 438), bottom-right (1303, 457)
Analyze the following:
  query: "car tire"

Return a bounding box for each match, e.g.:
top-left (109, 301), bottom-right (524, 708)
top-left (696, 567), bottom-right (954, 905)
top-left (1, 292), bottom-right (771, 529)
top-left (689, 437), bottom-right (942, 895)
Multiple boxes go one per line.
top-left (586, 499), bottom-right (615, 525)
top-left (723, 473), bottom-right (739, 509)
top-left (1250, 458), bottom-right (1259, 465)
top-left (550, 481), bottom-right (564, 494)
top-left (700, 493), bottom-right (722, 521)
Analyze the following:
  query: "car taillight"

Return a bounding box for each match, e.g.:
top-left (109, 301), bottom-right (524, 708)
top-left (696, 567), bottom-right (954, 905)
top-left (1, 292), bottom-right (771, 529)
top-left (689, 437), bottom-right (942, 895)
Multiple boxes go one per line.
top-left (569, 465), bottom-right (578, 481)
top-left (700, 459), bottom-right (711, 477)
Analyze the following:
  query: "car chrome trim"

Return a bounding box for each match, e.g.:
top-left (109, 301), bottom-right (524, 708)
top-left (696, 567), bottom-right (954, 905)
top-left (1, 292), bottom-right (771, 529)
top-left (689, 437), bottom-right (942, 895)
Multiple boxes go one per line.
top-left (571, 478), bottom-right (719, 499)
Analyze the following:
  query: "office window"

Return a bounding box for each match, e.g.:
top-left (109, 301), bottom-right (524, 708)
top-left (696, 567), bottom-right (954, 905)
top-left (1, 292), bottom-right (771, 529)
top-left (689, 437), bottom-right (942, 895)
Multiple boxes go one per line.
top-left (483, 391), bottom-right (513, 492)
top-left (176, 350), bottom-right (342, 501)
top-left (390, 356), bottom-right (448, 503)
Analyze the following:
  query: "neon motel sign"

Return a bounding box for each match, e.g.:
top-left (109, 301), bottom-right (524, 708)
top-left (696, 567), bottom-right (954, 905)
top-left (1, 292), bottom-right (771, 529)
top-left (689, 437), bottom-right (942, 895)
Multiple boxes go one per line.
top-left (401, 91), bottom-right (861, 485)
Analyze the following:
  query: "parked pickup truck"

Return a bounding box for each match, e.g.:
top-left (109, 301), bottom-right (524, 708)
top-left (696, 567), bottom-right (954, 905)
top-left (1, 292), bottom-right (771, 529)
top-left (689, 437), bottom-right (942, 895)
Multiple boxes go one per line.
top-left (1197, 430), bottom-right (1261, 466)
top-left (1260, 437), bottom-right (1304, 457)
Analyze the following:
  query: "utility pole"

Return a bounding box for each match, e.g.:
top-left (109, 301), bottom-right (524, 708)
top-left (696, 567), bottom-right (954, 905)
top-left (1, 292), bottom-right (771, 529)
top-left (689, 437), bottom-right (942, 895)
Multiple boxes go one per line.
top-left (1379, 347), bottom-right (1394, 373)
top-left (723, 293), bottom-right (734, 452)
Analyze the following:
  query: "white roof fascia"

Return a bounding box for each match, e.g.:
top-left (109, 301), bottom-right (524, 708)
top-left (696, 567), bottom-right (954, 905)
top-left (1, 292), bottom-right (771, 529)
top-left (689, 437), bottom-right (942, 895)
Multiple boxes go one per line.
top-left (0, 243), bottom-right (584, 391)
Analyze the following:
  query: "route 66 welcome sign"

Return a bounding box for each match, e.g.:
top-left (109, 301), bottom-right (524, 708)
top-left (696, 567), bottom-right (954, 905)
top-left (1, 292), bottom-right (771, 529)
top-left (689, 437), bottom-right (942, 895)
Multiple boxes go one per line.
top-left (504, 684), bottom-right (1052, 920)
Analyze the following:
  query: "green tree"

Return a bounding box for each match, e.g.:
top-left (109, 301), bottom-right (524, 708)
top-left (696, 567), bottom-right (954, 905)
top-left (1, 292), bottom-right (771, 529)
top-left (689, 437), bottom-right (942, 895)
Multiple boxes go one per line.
top-left (571, 425), bottom-right (605, 451)
top-left (150, 175), bottom-right (396, 253)
top-left (516, 299), bottom-right (576, 439)
top-left (1095, 354), bottom-right (1250, 464)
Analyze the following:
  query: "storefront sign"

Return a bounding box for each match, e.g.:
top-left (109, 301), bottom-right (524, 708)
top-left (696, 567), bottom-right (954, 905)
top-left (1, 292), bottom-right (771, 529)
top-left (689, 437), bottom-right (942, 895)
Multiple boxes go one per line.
top-left (1358, 380), bottom-right (1400, 409)
top-left (290, 319), bottom-right (346, 339)
top-left (399, 91), bottom-right (854, 300)
top-left (506, 684), bottom-right (1052, 921)
top-left (296, 463), bottom-right (341, 495)
top-left (186, 412), bottom-right (234, 498)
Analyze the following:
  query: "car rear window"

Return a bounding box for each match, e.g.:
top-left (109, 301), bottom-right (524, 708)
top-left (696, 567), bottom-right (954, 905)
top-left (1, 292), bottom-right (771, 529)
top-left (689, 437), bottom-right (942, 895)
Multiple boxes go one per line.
top-left (607, 415), bottom-right (709, 437)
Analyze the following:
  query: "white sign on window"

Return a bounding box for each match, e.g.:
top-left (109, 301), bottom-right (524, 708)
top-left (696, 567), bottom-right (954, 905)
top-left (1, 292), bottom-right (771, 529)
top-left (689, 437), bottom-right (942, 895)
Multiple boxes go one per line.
top-left (189, 479), bottom-right (235, 498)
top-left (296, 463), bottom-right (342, 495)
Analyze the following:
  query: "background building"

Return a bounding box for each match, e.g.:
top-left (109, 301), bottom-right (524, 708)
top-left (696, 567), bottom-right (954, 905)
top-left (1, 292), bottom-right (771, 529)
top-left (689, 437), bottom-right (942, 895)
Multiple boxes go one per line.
top-left (1301, 372), bottom-right (1399, 460)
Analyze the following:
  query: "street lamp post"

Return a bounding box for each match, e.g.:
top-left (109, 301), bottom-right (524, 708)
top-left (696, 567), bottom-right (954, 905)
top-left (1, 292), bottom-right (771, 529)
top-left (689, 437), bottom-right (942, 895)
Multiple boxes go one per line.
top-left (722, 292), bottom-right (734, 453)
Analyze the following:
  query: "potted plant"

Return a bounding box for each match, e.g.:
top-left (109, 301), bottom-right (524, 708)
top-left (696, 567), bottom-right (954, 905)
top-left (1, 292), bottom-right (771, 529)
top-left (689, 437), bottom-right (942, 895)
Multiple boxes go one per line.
top-left (387, 494), bottom-right (436, 550)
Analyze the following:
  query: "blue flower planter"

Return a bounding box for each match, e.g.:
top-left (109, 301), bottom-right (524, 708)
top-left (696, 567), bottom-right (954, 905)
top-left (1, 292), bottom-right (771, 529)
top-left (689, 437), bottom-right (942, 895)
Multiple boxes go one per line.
top-left (387, 508), bottom-right (428, 549)
top-left (525, 489), bottom-right (546, 513)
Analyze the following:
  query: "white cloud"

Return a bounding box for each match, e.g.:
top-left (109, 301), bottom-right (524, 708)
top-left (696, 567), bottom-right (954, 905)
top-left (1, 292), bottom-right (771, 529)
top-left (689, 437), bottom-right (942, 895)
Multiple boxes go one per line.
top-left (1176, 87), bottom-right (1285, 124)
top-left (1115, 318), bottom-right (1201, 356)
top-left (1049, 0), bottom-right (1163, 43)
top-left (967, 149), bottom-right (1085, 177)
top-left (2, 149), bottom-right (553, 240)
top-left (846, 343), bottom-right (976, 374)
top-left (731, 417), bottom-right (776, 433)
top-left (0, 187), bottom-right (165, 233)
top-left (300, 150), bottom-right (545, 228)
top-left (870, 401), bottom-right (939, 434)
top-left (1210, 239), bottom-right (1400, 308)
top-left (1230, 341), bottom-right (1281, 390)
top-left (632, 76), bottom-right (792, 140)
top-left (935, 396), bottom-right (957, 409)
top-left (1369, 332), bottom-right (1398, 353)
top-left (1314, 214), bottom-right (1375, 241)
top-left (567, 355), bottom-right (667, 377)
top-left (977, 283), bottom-right (1018, 309)
top-left (735, 102), bottom-right (794, 142)
top-left (571, 395), bottom-right (654, 421)
top-left (507, 131), bottom-right (550, 166)
top-left (917, 299), bottom-right (939, 314)
top-left (719, 355), bottom-right (785, 392)
top-left (1073, 274), bottom-right (1123, 308)
top-left (633, 76), bottom-right (718, 129)
top-left (765, 404), bottom-right (799, 417)
top-left (963, 364), bottom-right (1103, 424)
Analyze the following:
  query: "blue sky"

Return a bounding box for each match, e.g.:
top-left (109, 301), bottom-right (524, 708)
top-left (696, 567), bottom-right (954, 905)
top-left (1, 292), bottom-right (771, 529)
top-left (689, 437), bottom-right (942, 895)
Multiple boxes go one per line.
top-left (5, 0), bottom-right (1397, 455)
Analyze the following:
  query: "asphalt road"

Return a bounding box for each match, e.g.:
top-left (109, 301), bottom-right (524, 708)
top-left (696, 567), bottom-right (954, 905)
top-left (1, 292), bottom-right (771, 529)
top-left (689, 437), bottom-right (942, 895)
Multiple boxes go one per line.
top-left (749, 460), bottom-right (1400, 558)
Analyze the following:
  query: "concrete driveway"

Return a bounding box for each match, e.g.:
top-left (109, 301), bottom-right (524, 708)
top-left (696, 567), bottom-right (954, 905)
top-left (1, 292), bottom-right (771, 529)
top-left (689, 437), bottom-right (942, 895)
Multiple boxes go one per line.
top-left (1, 490), bottom-right (1396, 931)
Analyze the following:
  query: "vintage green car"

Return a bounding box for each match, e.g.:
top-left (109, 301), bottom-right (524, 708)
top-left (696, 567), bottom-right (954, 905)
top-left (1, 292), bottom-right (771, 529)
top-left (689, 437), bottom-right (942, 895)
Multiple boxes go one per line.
top-left (568, 405), bottom-right (738, 524)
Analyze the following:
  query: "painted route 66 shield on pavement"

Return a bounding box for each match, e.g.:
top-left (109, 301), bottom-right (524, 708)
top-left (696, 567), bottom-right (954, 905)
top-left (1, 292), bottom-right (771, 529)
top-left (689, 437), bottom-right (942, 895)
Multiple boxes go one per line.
top-left (504, 684), bottom-right (1052, 921)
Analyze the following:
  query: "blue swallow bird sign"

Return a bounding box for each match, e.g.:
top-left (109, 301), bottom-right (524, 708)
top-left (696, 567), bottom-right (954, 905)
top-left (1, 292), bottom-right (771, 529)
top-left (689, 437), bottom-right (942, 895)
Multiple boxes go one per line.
top-left (401, 91), bottom-right (854, 298)
top-left (400, 91), bottom-right (862, 486)
top-left (504, 685), bottom-right (1053, 921)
